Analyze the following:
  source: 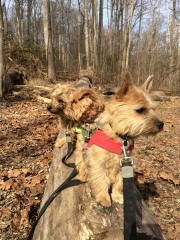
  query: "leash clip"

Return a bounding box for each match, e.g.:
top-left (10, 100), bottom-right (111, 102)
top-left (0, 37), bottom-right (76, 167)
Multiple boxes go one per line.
top-left (120, 140), bottom-right (134, 166)
top-left (65, 124), bottom-right (71, 143)
top-left (120, 141), bottom-right (134, 178)
top-left (84, 123), bottom-right (91, 142)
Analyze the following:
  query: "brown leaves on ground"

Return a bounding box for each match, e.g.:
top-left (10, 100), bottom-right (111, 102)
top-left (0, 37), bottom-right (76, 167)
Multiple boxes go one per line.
top-left (0, 94), bottom-right (59, 240)
top-left (0, 93), bottom-right (180, 240)
top-left (134, 99), bottom-right (180, 240)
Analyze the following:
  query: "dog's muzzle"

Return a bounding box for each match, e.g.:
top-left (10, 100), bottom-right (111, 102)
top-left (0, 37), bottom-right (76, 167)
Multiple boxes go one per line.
top-left (47, 105), bottom-right (59, 114)
top-left (47, 105), bottom-right (52, 111)
top-left (47, 104), bottom-right (66, 114)
top-left (156, 121), bottom-right (164, 130)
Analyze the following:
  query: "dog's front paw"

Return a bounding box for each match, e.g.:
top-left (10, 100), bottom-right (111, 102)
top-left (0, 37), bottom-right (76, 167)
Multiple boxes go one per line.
top-left (55, 137), bottom-right (66, 148)
top-left (75, 160), bottom-right (89, 182)
top-left (111, 193), bottom-right (124, 204)
top-left (96, 194), bottom-right (111, 207)
top-left (78, 172), bottom-right (89, 182)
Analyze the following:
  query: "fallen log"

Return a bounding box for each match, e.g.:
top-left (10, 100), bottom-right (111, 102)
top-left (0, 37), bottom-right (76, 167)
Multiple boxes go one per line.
top-left (33, 129), bottom-right (167, 240)
top-left (14, 85), bottom-right (52, 92)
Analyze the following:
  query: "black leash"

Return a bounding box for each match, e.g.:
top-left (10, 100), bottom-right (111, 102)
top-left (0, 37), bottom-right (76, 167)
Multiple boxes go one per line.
top-left (62, 131), bottom-right (75, 168)
top-left (121, 140), bottom-right (137, 240)
top-left (27, 132), bottom-right (82, 240)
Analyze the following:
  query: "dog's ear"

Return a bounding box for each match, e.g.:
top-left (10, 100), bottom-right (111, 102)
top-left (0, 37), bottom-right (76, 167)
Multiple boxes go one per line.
top-left (116, 72), bottom-right (134, 100)
top-left (70, 89), bottom-right (93, 120)
top-left (70, 88), bottom-right (103, 121)
top-left (74, 89), bottom-right (91, 101)
top-left (141, 75), bottom-right (153, 93)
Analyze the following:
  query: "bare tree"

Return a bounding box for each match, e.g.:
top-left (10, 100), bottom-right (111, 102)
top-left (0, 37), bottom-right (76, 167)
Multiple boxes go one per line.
top-left (136, 0), bottom-right (143, 84)
top-left (42, 0), bottom-right (56, 83)
top-left (0, 0), bottom-right (5, 97)
top-left (166, 0), bottom-right (175, 71)
top-left (98, 0), bottom-right (103, 70)
top-left (84, 0), bottom-right (90, 68)
top-left (121, 0), bottom-right (135, 73)
top-left (14, 0), bottom-right (24, 45)
top-left (148, 1), bottom-right (159, 75)
top-left (78, 0), bottom-right (82, 70)
top-left (177, 20), bottom-right (180, 91)
top-left (92, 0), bottom-right (98, 69)
top-left (2, 0), bottom-right (8, 39)
top-left (121, 0), bottom-right (129, 72)
top-left (27, 0), bottom-right (33, 42)
top-left (59, 0), bottom-right (65, 68)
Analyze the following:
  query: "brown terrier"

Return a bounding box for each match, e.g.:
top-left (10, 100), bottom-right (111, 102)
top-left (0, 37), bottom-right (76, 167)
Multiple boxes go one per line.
top-left (47, 84), bottom-right (75, 128)
top-left (47, 83), bottom-right (104, 148)
top-left (47, 83), bottom-right (76, 148)
top-left (76, 72), bottom-right (164, 207)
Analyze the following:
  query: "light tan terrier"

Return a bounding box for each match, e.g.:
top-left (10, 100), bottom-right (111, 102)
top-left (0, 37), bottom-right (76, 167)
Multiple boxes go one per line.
top-left (76, 72), bottom-right (164, 207)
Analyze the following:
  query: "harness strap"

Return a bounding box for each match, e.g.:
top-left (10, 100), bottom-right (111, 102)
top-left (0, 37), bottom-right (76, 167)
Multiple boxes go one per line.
top-left (83, 129), bottom-right (134, 155)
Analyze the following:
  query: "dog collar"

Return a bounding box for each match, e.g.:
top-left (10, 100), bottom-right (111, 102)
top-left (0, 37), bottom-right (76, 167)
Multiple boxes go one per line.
top-left (83, 129), bottom-right (134, 154)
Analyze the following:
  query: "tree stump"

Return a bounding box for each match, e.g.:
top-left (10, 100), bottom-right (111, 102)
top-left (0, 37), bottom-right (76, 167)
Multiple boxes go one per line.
top-left (33, 129), bottom-right (167, 240)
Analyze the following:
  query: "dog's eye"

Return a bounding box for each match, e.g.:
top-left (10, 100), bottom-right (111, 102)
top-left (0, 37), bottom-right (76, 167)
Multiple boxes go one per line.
top-left (136, 108), bottom-right (146, 114)
top-left (58, 99), bottom-right (64, 104)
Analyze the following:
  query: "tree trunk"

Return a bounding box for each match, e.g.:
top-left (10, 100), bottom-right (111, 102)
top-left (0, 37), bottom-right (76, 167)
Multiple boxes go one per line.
top-left (148, 3), bottom-right (158, 76)
top-left (77, 2), bottom-right (82, 71)
top-left (33, 0), bottom-right (38, 48)
top-left (166, 0), bottom-right (175, 73)
top-left (42, 0), bottom-right (48, 58)
top-left (27, 0), bottom-right (32, 42)
top-left (176, 21), bottom-right (180, 92)
top-left (2, 0), bottom-right (8, 39)
top-left (0, 0), bottom-right (5, 98)
top-left (98, 0), bottom-right (103, 71)
top-left (125, 0), bottom-right (134, 69)
top-left (84, 0), bottom-right (90, 68)
top-left (121, 1), bottom-right (128, 73)
top-left (42, 0), bottom-right (56, 83)
top-left (136, 0), bottom-right (143, 85)
top-left (15, 0), bottom-right (23, 45)
top-left (92, 0), bottom-right (98, 69)
top-left (33, 129), bottom-right (167, 240)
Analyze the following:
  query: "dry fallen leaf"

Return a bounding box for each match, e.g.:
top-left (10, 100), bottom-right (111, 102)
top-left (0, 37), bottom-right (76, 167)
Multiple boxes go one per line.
top-left (21, 168), bottom-right (31, 175)
top-left (8, 169), bottom-right (21, 178)
top-left (1, 208), bottom-right (12, 220)
top-left (1, 179), bottom-right (14, 190)
top-left (159, 172), bottom-right (180, 185)
top-left (31, 175), bottom-right (42, 186)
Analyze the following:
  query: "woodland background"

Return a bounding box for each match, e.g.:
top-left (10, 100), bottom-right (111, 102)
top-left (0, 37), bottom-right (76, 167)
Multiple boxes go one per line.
top-left (0, 1), bottom-right (180, 240)
top-left (0, 0), bottom-right (180, 92)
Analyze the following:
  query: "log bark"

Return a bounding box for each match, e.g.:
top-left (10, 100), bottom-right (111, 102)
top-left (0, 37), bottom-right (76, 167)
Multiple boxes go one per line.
top-left (33, 129), bottom-right (167, 240)
top-left (14, 85), bottom-right (51, 92)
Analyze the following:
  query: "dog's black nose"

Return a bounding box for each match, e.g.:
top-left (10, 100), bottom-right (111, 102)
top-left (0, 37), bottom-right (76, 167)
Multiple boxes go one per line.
top-left (157, 121), bottom-right (164, 130)
top-left (47, 105), bottom-right (52, 110)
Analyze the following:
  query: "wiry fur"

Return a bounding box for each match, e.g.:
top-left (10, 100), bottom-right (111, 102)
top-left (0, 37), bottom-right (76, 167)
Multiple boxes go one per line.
top-left (47, 84), bottom-right (75, 128)
top-left (65, 88), bottom-right (104, 122)
top-left (76, 72), bottom-right (164, 207)
top-left (47, 84), bottom-right (104, 148)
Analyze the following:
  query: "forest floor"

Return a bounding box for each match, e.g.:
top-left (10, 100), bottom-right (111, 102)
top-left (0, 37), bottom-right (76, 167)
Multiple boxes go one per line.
top-left (0, 84), bottom-right (180, 240)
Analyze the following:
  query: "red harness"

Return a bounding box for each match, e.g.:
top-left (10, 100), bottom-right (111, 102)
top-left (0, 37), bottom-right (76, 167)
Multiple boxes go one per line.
top-left (83, 129), bottom-right (134, 154)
